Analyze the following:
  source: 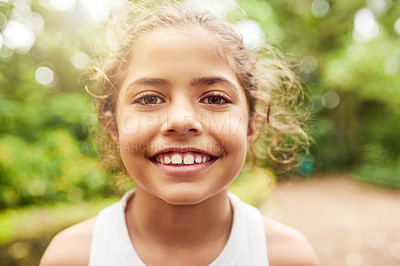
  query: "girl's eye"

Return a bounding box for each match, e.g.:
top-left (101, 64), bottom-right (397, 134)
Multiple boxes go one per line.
top-left (201, 94), bottom-right (231, 105)
top-left (134, 95), bottom-right (165, 105)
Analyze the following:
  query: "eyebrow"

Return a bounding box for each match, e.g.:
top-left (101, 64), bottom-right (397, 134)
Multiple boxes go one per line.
top-left (124, 77), bottom-right (170, 96)
top-left (190, 76), bottom-right (232, 87)
top-left (125, 76), bottom-right (237, 95)
top-left (128, 77), bottom-right (170, 88)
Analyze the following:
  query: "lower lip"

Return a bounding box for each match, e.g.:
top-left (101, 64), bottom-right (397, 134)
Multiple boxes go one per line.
top-left (152, 160), bottom-right (216, 176)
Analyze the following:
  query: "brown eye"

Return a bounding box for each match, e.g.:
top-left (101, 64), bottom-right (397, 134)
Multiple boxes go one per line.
top-left (144, 96), bottom-right (157, 104)
top-left (134, 94), bottom-right (165, 105)
top-left (201, 94), bottom-right (230, 105)
top-left (207, 96), bottom-right (222, 104)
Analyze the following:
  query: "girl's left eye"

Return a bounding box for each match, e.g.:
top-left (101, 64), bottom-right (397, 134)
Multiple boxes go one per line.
top-left (134, 95), bottom-right (165, 105)
top-left (201, 94), bottom-right (231, 105)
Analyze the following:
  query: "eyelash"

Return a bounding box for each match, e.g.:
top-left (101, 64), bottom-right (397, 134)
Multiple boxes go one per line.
top-left (132, 92), bottom-right (231, 106)
top-left (133, 92), bottom-right (165, 105)
top-left (200, 92), bottom-right (232, 105)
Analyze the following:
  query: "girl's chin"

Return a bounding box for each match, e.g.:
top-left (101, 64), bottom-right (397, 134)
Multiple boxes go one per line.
top-left (156, 186), bottom-right (229, 206)
top-left (159, 191), bottom-right (211, 206)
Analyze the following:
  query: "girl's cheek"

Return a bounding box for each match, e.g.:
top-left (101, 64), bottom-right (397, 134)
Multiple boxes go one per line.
top-left (204, 112), bottom-right (249, 136)
top-left (118, 111), bottom-right (162, 136)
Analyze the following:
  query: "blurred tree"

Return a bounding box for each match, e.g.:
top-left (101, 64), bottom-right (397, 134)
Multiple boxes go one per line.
top-left (0, 0), bottom-right (115, 208)
top-left (251, 0), bottom-right (400, 187)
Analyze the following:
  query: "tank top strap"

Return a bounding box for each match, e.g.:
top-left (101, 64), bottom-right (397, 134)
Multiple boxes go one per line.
top-left (89, 190), bottom-right (144, 266)
top-left (210, 192), bottom-right (269, 265)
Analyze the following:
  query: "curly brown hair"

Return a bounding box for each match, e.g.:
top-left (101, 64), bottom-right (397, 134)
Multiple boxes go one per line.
top-left (86, 1), bottom-right (309, 178)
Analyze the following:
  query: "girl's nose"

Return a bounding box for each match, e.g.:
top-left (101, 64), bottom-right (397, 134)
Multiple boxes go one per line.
top-left (161, 104), bottom-right (203, 136)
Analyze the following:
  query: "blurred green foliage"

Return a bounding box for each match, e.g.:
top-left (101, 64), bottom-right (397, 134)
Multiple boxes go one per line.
top-left (230, 167), bottom-right (276, 206)
top-left (257, 0), bottom-right (400, 186)
top-left (0, 0), bottom-right (117, 211)
top-left (0, 130), bottom-right (113, 208)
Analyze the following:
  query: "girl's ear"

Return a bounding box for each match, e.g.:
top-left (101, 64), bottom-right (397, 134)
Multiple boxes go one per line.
top-left (104, 111), bottom-right (119, 144)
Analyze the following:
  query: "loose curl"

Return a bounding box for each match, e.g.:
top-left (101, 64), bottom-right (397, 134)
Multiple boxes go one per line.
top-left (86, 1), bottom-right (309, 180)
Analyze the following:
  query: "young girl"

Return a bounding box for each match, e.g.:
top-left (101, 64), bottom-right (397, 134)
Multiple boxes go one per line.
top-left (41, 1), bottom-right (318, 265)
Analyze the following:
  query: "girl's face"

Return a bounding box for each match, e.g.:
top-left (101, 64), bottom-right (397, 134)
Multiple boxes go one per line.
top-left (115, 26), bottom-right (253, 205)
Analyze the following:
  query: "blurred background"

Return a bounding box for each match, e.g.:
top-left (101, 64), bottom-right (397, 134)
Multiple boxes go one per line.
top-left (0, 0), bottom-right (399, 265)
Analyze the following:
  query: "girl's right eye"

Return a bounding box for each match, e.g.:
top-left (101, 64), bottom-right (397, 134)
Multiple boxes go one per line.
top-left (133, 94), bottom-right (165, 105)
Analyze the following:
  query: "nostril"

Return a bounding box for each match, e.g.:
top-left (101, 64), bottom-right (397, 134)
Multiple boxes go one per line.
top-left (161, 118), bottom-right (203, 135)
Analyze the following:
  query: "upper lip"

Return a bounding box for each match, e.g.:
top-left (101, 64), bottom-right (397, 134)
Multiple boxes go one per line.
top-left (150, 147), bottom-right (219, 158)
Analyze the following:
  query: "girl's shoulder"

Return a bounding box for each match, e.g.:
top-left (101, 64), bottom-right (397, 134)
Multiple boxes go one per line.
top-left (39, 211), bottom-right (319, 266)
top-left (40, 216), bottom-right (96, 266)
top-left (262, 216), bottom-right (319, 266)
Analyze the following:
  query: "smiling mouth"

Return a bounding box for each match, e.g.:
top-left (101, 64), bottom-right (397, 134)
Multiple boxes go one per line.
top-left (150, 152), bottom-right (218, 166)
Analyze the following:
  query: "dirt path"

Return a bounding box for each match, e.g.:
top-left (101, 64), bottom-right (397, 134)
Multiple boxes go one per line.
top-left (260, 174), bottom-right (400, 266)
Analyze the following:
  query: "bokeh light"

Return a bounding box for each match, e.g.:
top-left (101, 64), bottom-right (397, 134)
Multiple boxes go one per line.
top-left (353, 8), bottom-right (380, 42)
top-left (394, 18), bottom-right (400, 35)
top-left (300, 55), bottom-right (318, 82)
top-left (311, 95), bottom-right (324, 112)
top-left (185, 0), bottom-right (236, 18)
top-left (48, 0), bottom-right (77, 12)
top-left (28, 12), bottom-right (45, 32)
top-left (311, 0), bottom-right (330, 18)
top-left (366, 0), bottom-right (392, 16)
top-left (71, 51), bottom-right (91, 70)
top-left (322, 91), bottom-right (340, 109)
top-left (7, 242), bottom-right (30, 260)
top-left (235, 20), bottom-right (265, 51)
top-left (35, 66), bottom-right (55, 86)
top-left (2, 20), bottom-right (35, 53)
top-left (79, 0), bottom-right (123, 22)
top-left (11, 0), bottom-right (31, 19)
top-left (301, 56), bottom-right (318, 73)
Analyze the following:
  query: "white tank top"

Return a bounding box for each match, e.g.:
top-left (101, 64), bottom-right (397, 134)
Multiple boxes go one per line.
top-left (89, 191), bottom-right (269, 265)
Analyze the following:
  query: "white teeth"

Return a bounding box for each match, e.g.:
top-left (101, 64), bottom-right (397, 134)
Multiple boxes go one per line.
top-left (156, 153), bottom-right (213, 165)
top-left (195, 156), bottom-right (202, 164)
top-left (183, 154), bottom-right (194, 165)
top-left (171, 154), bottom-right (182, 164)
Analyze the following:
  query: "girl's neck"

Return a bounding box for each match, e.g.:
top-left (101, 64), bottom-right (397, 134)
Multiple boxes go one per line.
top-left (125, 187), bottom-right (233, 248)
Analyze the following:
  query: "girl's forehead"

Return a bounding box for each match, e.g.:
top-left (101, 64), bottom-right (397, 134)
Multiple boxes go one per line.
top-left (138, 25), bottom-right (217, 44)
top-left (121, 25), bottom-right (238, 85)
top-left (132, 25), bottom-right (236, 70)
